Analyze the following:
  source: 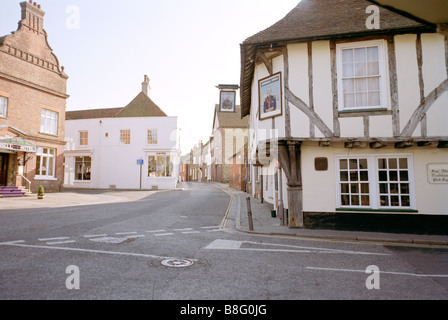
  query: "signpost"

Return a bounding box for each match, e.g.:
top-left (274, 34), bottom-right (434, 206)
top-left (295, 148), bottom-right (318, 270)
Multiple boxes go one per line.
top-left (137, 159), bottom-right (144, 189)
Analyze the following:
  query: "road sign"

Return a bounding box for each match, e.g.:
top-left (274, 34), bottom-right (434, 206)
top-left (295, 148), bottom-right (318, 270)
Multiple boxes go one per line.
top-left (137, 159), bottom-right (144, 165)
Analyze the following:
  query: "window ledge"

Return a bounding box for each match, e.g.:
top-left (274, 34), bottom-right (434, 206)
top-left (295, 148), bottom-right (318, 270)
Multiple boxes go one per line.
top-left (338, 108), bottom-right (391, 117)
top-left (34, 177), bottom-right (58, 181)
top-left (336, 208), bottom-right (418, 214)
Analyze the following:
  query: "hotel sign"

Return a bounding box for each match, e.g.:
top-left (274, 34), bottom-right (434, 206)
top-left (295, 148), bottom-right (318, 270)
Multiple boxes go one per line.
top-left (0, 140), bottom-right (37, 153)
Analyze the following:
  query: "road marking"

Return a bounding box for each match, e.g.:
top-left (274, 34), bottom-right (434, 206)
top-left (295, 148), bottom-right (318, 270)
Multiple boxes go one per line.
top-left (83, 234), bottom-right (108, 238)
top-left (0, 241), bottom-right (197, 261)
top-left (0, 240), bottom-right (25, 245)
top-left (201, 226), bottom-right (220, 229)
top-left (173, 228), bottom-right (193, 231)
top-left (206, 229), bottom-right (223, 232)
top-left (182, 231), bottom-right (200, 234)
top-left (115, 232), bottom-right (138, 235)
top-left (205, 239), bottom-right (389, 256)
top-left (146, 230), bottom-right (166, 233)
top-left (154, 233), bottom-right (174, 236)
top-left (306, 267), bottom-right (448, 278)
top-left (46, 240), bottom-right (77, 245)
top-left (38, 237), bottom-right (71, 242)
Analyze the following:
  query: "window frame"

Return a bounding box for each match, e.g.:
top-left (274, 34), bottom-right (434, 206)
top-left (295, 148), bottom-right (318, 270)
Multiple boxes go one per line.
top-left (147, 129), bottom-right (158, 145)
top-left (120, 129), bottom-right (131, 145)
top-left (40, 109), bottom-right (59, 135)
top-left (336, 39), bottom-right (388, 112)
top-left (0, 96), bottom-right (8, 118)
top-left (335, 154), bottom-right (416, 210)
top-left (35, 147), bottom-right (57, 180)
top-left (79, 131), bottom-right (88, 146)
top-left (74, 156), bottom-right (92, 181)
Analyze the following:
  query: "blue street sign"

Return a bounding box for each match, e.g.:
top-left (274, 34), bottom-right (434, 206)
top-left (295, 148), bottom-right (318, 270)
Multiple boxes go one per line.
top-left (137, 159), bottom-right (144, 165)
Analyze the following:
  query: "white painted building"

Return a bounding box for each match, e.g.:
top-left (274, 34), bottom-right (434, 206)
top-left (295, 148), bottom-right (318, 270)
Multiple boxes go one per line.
top-left (64, 76), bottom-right (180, 190)
top-left (240, 0), bottom-right (448, 227)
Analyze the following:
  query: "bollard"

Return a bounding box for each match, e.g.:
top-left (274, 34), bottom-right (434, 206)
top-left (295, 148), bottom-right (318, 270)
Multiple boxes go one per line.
top-left (246, 197), bottom-right (254, 231)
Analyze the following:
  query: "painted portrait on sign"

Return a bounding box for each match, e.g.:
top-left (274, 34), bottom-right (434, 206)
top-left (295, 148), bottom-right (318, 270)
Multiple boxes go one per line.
top-left (219, 91), bottom-right (236, 112)
top-left (259, 73), bottom-right (282, 120)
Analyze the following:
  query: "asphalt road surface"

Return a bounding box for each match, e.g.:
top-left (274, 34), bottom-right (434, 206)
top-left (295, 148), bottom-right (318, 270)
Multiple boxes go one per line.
top-left (1, 183), bottom-right (447, 304)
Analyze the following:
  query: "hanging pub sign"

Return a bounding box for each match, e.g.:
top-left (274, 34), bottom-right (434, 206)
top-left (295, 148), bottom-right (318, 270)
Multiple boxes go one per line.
top-left (219, 91), bottom-right (236, 113)
top-left (259, 72), bottom-right (282, 120)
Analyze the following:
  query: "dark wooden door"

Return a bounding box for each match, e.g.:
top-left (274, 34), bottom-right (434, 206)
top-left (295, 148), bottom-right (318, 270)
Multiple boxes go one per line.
top-left (0, 153), bottom-right (8, 186)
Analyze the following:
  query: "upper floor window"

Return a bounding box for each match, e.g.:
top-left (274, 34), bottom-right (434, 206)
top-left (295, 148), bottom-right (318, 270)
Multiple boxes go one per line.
top-left (120, 129), bottom-right (130, 145)
top-left (147, 129), bottom-right (158, 145)
top-left (337, 40), bottom-right (387, 112)
top-left (79, 131), bottom-right (88, 146)
top-left (0, 96), bottom-right (7, 117)
top-left (41, 109), bottom-right (58, 135)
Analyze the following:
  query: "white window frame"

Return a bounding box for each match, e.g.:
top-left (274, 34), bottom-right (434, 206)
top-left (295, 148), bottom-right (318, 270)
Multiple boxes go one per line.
top-left (336, 40), bottom-right (388, 112)
top-left (79, 131), bottom-right (88, 146)
top-left (74, 156), bottom-right (91, 181)
top-left (335, 154), bottom-right (416, 210)
top-left (40, 109), bottom-right (59, 135)
top-left (147, 129), bottom-right (158, 145)
top-left (120, 129), bottom-right (131, 145)
top-left (0, 96), bottom-right (8, 118)
top-left (35, 147), bottom-right (56, 180)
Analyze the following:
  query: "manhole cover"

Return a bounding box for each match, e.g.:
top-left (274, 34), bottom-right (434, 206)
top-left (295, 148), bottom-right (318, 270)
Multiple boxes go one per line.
top-left (161, 259), bottom-right (194, 268)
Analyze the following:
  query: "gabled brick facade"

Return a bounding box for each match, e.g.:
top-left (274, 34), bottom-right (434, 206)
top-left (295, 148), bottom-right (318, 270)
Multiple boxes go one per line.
top-left (0, 1), bottom-right (69, 192)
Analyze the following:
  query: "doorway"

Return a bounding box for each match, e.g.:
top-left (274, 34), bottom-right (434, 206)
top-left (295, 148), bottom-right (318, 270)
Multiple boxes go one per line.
top-left (0, 153), bottom-right (8, 186)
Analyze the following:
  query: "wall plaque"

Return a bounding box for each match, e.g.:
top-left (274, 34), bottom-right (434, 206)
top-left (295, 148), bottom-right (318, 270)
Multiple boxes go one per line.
top-left (427, 163), bottom-right (448, 184)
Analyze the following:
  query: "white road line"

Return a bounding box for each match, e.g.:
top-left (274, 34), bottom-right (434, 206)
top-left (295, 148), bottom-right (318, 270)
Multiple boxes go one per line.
top-left (38, 237), bottom-right (70, 242)
top-left (46, 240), bottom-right (77, 245)
top-left (201, 226), bottom-right (220, 229)
top-left (0, 242), bottom-right (197, 261)
top-left (306, 267), bottom-right (448, 278)
top-left (125, 234), bottom-right (145, 238)
top-left (206, 229), bottom-right (223, 232)
top-left (0, 240), bottom-right (25, 245)
top-left (83, 234), bottom-right (109, 238)
top-left (182, 231), bottom-right (200, 234)
top-left (174, 228), bottom-right (193, 231)
top-left (205, 239), bottom-right (389, 256)
top-left (154, 233), bottom-right (174, 236)
top-left (146, 230), bottom-right (166, 233)
top-left (115, 232), bottom-right (138, 235)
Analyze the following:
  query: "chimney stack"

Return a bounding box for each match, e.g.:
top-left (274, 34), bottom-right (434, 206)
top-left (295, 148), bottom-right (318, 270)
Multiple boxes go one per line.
top-left (20, 1), bottom-right (45, 34)
top-left (142, 75), bottom-right (151, 97)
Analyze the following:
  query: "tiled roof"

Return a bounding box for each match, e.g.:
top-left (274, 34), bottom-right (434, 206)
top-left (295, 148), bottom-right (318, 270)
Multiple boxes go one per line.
top-left (214, 105), bottom-right (249, 129)
top-left (115, 92), bottom-right (167, 118)
top-left (66, 92), bottom-right (168, 120)
top-left (66, 107), bottom-right (123, 120)
top-left (243, 0), bottom-right (427, 45)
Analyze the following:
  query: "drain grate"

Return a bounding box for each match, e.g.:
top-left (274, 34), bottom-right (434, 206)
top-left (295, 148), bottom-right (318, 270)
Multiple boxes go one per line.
top-left (161, 259), bottom-right (194, 268)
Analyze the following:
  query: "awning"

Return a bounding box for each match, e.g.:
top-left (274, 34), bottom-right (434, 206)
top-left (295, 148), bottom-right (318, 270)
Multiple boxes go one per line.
top-left (0, 137), bottom-right (37, 153)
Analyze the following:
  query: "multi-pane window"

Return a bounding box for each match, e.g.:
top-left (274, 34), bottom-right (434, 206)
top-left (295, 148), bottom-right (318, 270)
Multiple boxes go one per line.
top-left (75, 156), bottom-right (91, 181)
top-left (40, 109), bottom-right (59, 135)
top-left (79, 131), bottom-right (88, 146)
top-left (339, 158), bottom-right (370, 207)
top-left (337, 40), bottom-right (385, 111)
top-left (148, 129), bottom-right (158, 145)
top-left (378, 157), bottom-right (411, 208)
top-left (35, 147), bottom-right (56, 179)
top-left (0, 96), bottom-right (7, 117)
top-left (336, 155), bottom-right (414, 210)
top-left (120, 130), bottom-right (130, 145)
top-left (148, 155), bottom-right (172, 177)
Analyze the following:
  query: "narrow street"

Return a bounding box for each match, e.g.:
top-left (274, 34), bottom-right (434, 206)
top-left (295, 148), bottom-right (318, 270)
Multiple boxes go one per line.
top-left (0, 183), bottom-right (447, 304)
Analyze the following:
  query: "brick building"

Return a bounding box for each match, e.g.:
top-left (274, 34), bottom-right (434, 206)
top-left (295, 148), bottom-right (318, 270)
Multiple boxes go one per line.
top-left (0, 1), bottom-right (69, 193)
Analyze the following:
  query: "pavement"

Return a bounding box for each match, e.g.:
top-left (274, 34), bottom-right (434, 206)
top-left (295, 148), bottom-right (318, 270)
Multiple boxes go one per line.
top-left (1, 183), bottom-right (448, 247)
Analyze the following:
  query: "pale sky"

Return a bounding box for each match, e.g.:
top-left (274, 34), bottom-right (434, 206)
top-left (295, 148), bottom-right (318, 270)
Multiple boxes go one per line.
top-left (0, 0), bottom-right (301, 154)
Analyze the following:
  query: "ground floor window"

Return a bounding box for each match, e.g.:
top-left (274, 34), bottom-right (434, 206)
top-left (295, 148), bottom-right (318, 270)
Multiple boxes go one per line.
top-left (148, 155), bottom-right (172, 177)
top-left (35, 147), bottom-right (56, 179)
top-left (75, 156), bottom-right (91, 181)
top-left (336, 154), bottom-right (414, 210)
